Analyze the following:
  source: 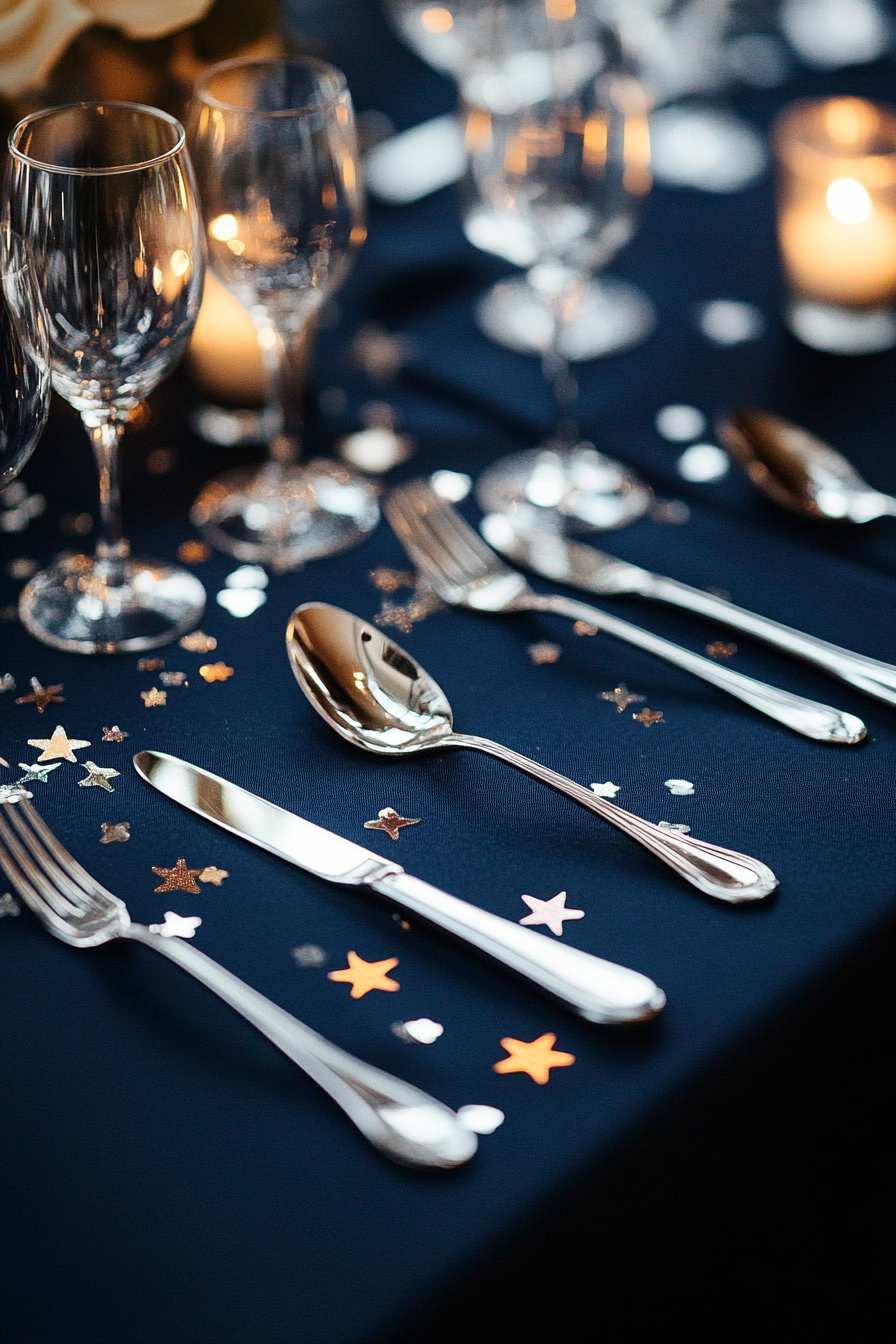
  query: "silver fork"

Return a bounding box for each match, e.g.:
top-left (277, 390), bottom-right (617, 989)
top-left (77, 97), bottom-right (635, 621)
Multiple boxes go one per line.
top-left (0, 801), bottom-right (477, 1170)
top-left (385, 480), bottom-right (866, 745)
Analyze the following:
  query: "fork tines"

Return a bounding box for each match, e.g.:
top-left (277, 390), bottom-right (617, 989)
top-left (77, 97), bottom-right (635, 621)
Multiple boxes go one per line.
top-left (385, 479), bottom-right (512, 595)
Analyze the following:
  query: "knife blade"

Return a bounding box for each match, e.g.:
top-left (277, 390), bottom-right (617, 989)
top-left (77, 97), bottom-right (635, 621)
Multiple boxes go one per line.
top-left (134, 750), bottom-right (665, 1025)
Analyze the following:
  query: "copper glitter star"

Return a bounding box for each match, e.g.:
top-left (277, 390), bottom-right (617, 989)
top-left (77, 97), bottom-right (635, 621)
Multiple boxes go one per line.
top-left (15, 678), bottom-right (64, 712)
top-left (374, 591), bottom-right (442, 634)
top-left (633, 708), bottom-right (664, 726)
top-left (177, 540), bottom-right (212, 564)
top-left (364, 807), bottom-right (420, 840)
top-left (600, 683), bottom-right (646, 713)
top-left (528, 641), bottom-right (561, 665)
top-left (100, 821), bottom-right (131, 844)
top-left (102, 725), bottom-right (128, 742)
top-left (573, 621), bottom-right (598, 636)
top-left (493, 1033), bottom-right (575, 1085)
top-left (706, 641), bottom-right (737, 659)
top-left (152, 858), bottom-right (204, 894)
top-left (27, 725), bottom-right (90, 762)
top-left (140, 688), bottom-right (167, 707)
top-left (78, 761), bottom-right (120, 792)
top-left (137, 658), bottom-right (164, 672)
top-left (198, 662), bottom-right (234, 682)
top-left (328, 951), bottom-right (400, 998)
top-left (368, 567), bottom-right (416, 593)
top-left (198, 866), bottom-right (228, 885)
top-left (179, 631), bottom-right (217, 653)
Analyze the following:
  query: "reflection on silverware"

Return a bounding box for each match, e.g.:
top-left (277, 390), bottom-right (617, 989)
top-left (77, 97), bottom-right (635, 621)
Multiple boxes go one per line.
top-left (717, 408), bottom-right (896, 523)
top-left (386, 480), bottom-right (866, 745)
top-left (480, 516), bottom-right (896, 707)
top-left (286, 602), bottom-right (778, 904)
top-left (0, 801), bottom-right (476, 1170)
top-left (475, 444), bottom-right (651, 533)
top-left (135, 750), bottom-right (666, 1025)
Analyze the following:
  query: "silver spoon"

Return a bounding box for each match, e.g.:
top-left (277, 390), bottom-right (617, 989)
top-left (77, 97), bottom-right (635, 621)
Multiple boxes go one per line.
top-left (475, 443), bottom-right (652, 532)
top-left (286, 602), bottom-right (778, 904)
top-left (717, 409), bottom-right (896, 523)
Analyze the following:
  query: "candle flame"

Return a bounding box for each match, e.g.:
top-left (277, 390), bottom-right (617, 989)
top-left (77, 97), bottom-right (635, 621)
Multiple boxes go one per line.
top-left (209, 213), bottom-right (239, 242)
top-left (826, 177), bottom-right (872, 225)
top-left (421, 7), bottom-right (453, 33)
top-left (824, 98), bottom-right (877, 148)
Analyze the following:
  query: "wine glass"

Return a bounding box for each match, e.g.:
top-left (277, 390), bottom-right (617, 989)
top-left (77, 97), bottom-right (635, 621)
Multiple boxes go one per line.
top-left (4, 102), bottom-right (206, 653)
top-left (1, 230), bottom-right (50, 494)
top-left (187, 56), bottom-right (379, 570)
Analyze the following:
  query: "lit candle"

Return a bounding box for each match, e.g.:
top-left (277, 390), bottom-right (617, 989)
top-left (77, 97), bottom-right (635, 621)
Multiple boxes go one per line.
top-left (187, 268), bottom-right (266, 404)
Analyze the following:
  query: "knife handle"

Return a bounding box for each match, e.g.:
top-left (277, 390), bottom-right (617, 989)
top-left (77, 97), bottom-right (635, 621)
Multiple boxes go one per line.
top-left (369, 871), bottom-right (664, 1023)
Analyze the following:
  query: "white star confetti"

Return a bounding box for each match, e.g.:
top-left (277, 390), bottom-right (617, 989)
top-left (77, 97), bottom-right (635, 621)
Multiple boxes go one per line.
top-left (224, 564), bottom-right (268, 590)
top-left (0, 674), bottom-right (16, 692)
top-left (519, 890), bottom-right (585, 937)
top-left (148, 911), bottom-right (202, 939)
top-left (664, 779), bottom-right (695, 795)
top-left (590, 781), bottom-right (620, 799)
top-left (78, 761), bottom-right (120, 793)
top-left (216, 588), bottom-right (267, 617)
top-left (457, 1104), bottom-right (504, 1134)
top-left (0, 784), bottom-right (32, 803)
top-left (16, 761), bottom-right (62, 784)
top-left (0, 892), bottom-right (21, 916)
top-left (292, 944), bottom-right (327, 967)
top-left (392, 1018), bottom-right (444, 1044)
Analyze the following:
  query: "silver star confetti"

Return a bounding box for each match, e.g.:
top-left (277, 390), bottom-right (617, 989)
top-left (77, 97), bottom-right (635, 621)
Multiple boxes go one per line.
top-left (519, 890), bottom-right (585, 937)
top-left (0, 892), bottom-right (21, 917)
top-left (601, 684), bottom-right (646, 712)
top-left (291, 944), bottom-right (327, 968)
top-left (78, 761), bottom-right (120, 792)
top-left (0, 783), bottom-right (32, 803)
top-left (0, 674), bottom-right (16, 693)
top-left (148, 911), bottom-right (202, 939)
top-left (391, 1018), bottom-right (444, 1044)
top-left (17, 761), bottom-right (62, 784)
top-left (590, 781), bottom-right (620, 799)
top-left (664, 779), bottom-right (695, 795)
top-left (159, 671), bottom-right (188, 686)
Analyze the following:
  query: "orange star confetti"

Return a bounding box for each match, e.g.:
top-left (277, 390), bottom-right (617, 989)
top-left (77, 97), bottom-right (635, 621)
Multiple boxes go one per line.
top-left (364, 807), bottom-right (420, 840)
top-left (179, 631), bottom-right (217, 653)
top-left (706, 641), bottom-right (737, 659)
top-left (27, 725), bottom-right (90, 762)
top-left (140, 688), bottom-right (167, 707)
top-left (600, 683), bottom-right (646, 712)
top-left (177, 540), bottom-right (212, 564)
top-left (493, 1033), bottom-right (575, 1084)
top-left (528, 641), bottom-right (561, 665)
top-left (573, 621), bottom-right (598, 636)
top-left (15, 678), bottom-right (64, 712)
top-left (328, 951), bottom-right (400, 998)
top-left (633, 708), bottom-right (664, 725)
top-left (199, 662), bottom-right (234, 683)
top-left (152, 858), bottom-right (203, 894)
top-left (198, 866), bottom-right (228, 885)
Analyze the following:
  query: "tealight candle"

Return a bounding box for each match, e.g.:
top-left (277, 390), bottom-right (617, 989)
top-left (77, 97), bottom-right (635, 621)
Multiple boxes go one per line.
top-left (774, 98), bottom-right (896, 353)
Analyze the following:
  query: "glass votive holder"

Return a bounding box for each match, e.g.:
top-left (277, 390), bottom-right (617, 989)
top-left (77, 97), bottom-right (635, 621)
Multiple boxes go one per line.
top-left (774, 97), bottom-right (896, 354)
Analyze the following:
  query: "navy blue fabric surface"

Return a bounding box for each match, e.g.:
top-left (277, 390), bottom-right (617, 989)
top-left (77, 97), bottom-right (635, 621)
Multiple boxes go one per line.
top-left (1, 5), bottom-right (895, 1341)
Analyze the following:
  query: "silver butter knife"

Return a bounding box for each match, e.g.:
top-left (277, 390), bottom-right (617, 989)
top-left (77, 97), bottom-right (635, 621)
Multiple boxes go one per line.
top-left (481, 517), bottom-right (896, 707)
top-left (134, 750), bottom-right (665, 1025)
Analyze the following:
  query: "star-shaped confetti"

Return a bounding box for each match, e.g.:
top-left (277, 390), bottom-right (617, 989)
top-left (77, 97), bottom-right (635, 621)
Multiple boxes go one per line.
top-left (392, 1017), bottom-right (444, 1044)
top-left (179, 631), bottom-right (217, 652)
top-left (493, 1033), bottom-right (575, 1084)
top-left (159, 671), bottom-right (188, 686)
top-left (364, 807), bottom-right (421, 840)
top-left (601, 683), bottom-right (646, 712)
top-left (177, 540), bottom-right (211, 564)
top-left (140, 688), bottom-right (167, 707)
top-left (198, 662), bottom-right (234, 682)
top-left (137, 658), bottom-right (164, 672)
top-left (519, 890), bottom-right (585, 936)
top-left (0, 674), bottom-right (15, 693)
top-left (590, 780), bottom-right (620, 799)
top-left (152, 858), bottom-right (203, 894)
top-left (78, 761), bottom-right (120, 792)
top-left (148, 911), bottom-right (202, 939)
top-left (528, 641), bottom-right (561, 665)
top-left (706, 641), bottom-right (737, 659)
top-left (0, 892), bottom-right (21, 916)
top-left (15, 677), bottom-right (64, 712)
top-left (573, 621), bottom-right (598, 636)
top-left (17, 760), bottom-right (62, 784)
top-left (664, 778), bottom-right (694, 795)
top-left (633, 708), bottom-right (664, 726)
top-left (100, 821), bottom-right (131, 843)
top-left (198, 866), bottom-right (228, 885)
top-left (328, 951), bottom-right (400, 998)
top-left (102, 725), bottom-right (128, 742)
top-left (368, 568), bottom-right (416, 593)
top-left (0, 783), bottom-right (32, 804)
top-left (27, 725), bottom-right (90, 762)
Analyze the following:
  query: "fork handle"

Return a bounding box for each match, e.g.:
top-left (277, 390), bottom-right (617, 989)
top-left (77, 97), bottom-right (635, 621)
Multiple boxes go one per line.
top-left (450, 734), bottom-right (778, 902)
top-left (125, 925), bottom-right (476, 1169)
top-left (529, 593), bottom-right (866, 744)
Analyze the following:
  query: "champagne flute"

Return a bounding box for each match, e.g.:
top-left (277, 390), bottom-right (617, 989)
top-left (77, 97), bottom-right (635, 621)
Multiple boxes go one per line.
top-left (1, 229), bottom-right (50, 494)
top-left (188, 56), bottom-right (379, 570)
top-left (4, 102), bottom-right (206, 653)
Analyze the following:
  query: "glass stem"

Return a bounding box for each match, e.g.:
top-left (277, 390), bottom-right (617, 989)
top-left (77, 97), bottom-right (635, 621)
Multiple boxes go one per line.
top-left (259, 322), bottom-right (308, 468)
top-left (88, 418), bottom-right (128, 582)
top-left (542, 317), bottom-right (579, 447)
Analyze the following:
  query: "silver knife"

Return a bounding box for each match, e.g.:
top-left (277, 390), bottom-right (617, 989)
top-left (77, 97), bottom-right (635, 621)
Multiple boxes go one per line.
top-left (481, 516), bottom-right (896, 707)
top-left (134, 750), bottom-right (665, 1025)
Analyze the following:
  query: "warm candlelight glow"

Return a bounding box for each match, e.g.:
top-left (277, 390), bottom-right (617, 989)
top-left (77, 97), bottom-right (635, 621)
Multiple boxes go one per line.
top-left (187, 269), bottom-right (266, 403)
top-left (420, 6), bottom-right (453, 33)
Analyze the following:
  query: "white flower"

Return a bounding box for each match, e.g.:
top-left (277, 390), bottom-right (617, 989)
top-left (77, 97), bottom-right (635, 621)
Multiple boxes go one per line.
top-left (1, 0), bottom-right (214, 98)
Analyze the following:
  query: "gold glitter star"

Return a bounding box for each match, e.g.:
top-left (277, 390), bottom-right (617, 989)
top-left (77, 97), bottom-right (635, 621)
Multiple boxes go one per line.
top-left (102, 725), bottom-right (128, 742)
top-left (368, 567), bottom-right (416, 593)
top-left (374, 591), bottom-right (442, 633)
top-left (706, 641), bottom-right (737, 659)
top-left (27, 725), bottom-right (90, 762)
top-left (493, 1033), bottom-right (575, 1085)
top-left (179, 631), bottom-right (217, 653)
top-left (198, 866), bottom-right (228, 885)
top-left (633, 708), bottom-right (664, 726)
top-left (364, 807), bottom-right (420, 841)
top-left (573, 621), bottom-right (598, 636)
top-left (152, 858), bottom-right (203, 894)
top-left (177, 540), bottom-right (212, 564)
top-left (199, 662), bottom-right (234, 682)
top-left (137, 658), bottom-right (164, 672)
top-left (140, 688), bottom-right (167, 707)
top-left (78, 761), bottom-right (120, 792)
top-left (328, 951), bottom-right (400, 998)
top-left (528, 641), bottom-right (561, 665)
top-left (100, 821), bottom-right (131, 843)
top-left (600, 683), bottom-right (646, 713)
top-left (15, 678), bottom-right (64, 713)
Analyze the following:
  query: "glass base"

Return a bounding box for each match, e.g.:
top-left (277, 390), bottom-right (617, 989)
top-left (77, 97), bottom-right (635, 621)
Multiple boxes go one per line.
top-left (786, 298), bottom-right (896, 355)
top-left (18, 554), bottom-right (207, 654)
top-left (475, 275), bottom-right (656, 361)
top-left (475, 442), bottom-right (651, 532)
top-left (190, 459), bottom-right (381, 571)
top-left (188, 402), bottom-right (281, 447)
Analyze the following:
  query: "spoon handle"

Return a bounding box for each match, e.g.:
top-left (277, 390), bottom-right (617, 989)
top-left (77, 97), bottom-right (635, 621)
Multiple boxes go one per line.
top-left (451, 734), bottom-right (778, 903)
top-left (530, 593), bottom-right (866, 744)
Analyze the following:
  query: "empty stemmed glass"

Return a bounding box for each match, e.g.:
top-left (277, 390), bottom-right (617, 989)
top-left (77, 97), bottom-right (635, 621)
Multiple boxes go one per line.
top-left (188, 56), bottom-right (379, 570)
top-left (1, 229), bottom-right (50, 494)
top-left (4, 102), bottom-right (206, 653)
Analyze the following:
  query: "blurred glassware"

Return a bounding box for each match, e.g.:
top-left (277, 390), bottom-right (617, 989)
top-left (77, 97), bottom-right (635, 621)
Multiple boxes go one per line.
top-left (188, 54), bottom-right (379, 568)
top-left (779, 0), bottom-right (891, 71)
top-left (4, 102), bottom-right (207, 653)
top-left (774, 97), bottom-right (896, 354)
top-left (0, 230), bottom-right (50, 494)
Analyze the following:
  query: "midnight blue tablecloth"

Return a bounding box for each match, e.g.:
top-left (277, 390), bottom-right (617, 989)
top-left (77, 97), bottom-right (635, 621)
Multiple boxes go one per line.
top-left (1, 5), bottom-right (894, 1341)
